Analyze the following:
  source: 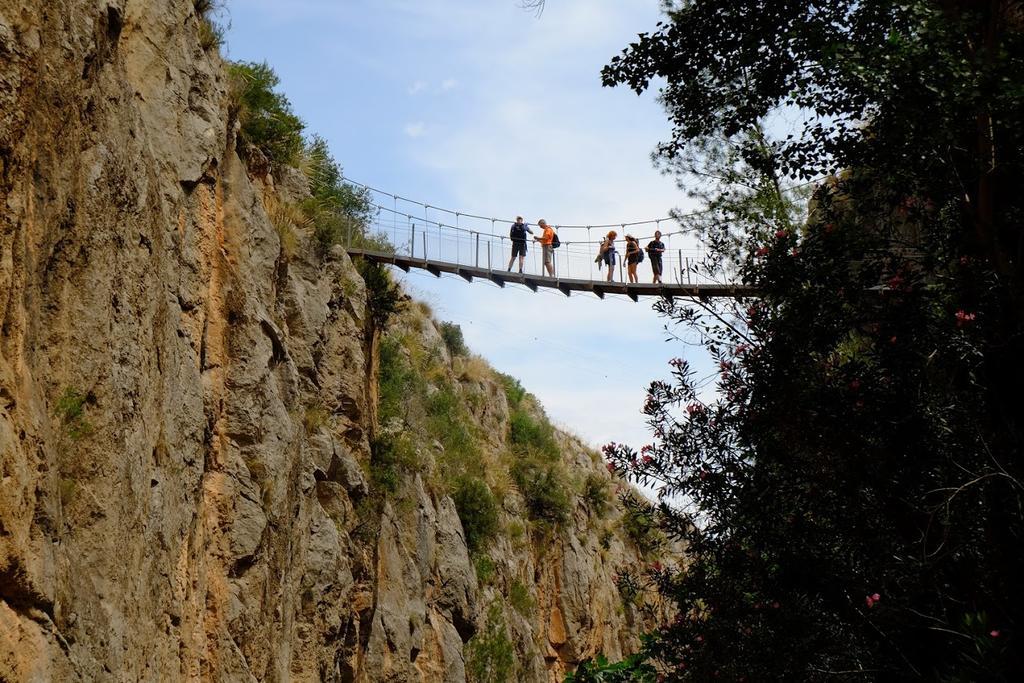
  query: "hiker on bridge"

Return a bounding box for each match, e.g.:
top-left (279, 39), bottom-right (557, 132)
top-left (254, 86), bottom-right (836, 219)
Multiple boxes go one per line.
top-left (534, 219), bottom-right (556, 277)
top-left (597, 230), bottom-right (618, 282)
top-left (624, 235), bottom-right (642, 283)
top-left (646, 230), bottom-right (665, 284)
top-left (506, 216), bottom-right (533, 273)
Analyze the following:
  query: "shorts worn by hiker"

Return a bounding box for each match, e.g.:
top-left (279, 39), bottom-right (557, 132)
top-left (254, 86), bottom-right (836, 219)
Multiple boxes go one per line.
top-left (542, 245), bottom-right (554, 266)
top-left (650, 256), bottom-right (663, 276)
top-left (511, 240), bottom-right (527, 258)
top-left (603, 249), bottom-right (617, 267)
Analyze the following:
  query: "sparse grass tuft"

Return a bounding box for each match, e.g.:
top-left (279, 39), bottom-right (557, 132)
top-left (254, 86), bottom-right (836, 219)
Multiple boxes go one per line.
top-left (415, 301), bottom-right (434, 318)
top-left (475, 554), bottom-right (496, 585)
top-left (194, 0), bottom-right (225, 52)
top-left (56, 387), bottom-right (92, 440)
top-left (456, 355), bottom-right (491, 384)
top-left (582, 473), bottom-right (612, 518)
top-left (197, 16), bottom-right (224, 51)
top-left (508, 580), bottom-right (534, 616)
top-left (303, 404), bottom-right (329, 434)
top-left (266, 195), bottom-right (311, 259)
top-left (58, 478), bottom-right (78, 509)
top-left (466, 603), bottom-right (517, 682)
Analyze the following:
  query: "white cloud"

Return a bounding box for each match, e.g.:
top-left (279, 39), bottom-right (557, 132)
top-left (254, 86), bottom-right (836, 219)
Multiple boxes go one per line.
top-left (440, 78), bottom-right (459, 92)
top-left (403, 122), bottom-right (426, 138)
top-left (407, 80), bottom-right (428, 95)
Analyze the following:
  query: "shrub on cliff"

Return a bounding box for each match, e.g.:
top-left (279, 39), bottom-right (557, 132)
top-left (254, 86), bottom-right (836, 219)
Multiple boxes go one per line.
top-left (228, 61), bottom-right (305, 168)
top-left (439, 321), bottom-right (468, 357)
top-left (452, 477), bottom-right (499, 552)
top-left (302, 135), bottom-right (376, 254)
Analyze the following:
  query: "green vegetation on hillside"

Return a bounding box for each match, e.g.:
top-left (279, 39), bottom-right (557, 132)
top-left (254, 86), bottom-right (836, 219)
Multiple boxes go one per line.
top-left (225, 61), bottom-right (384, 257)
top-left (228, 61), bottom-right (305, 167)
top-left (466, 603), bottom-right (519, 682)
top-left (375, 311), bottom-right (587, 554)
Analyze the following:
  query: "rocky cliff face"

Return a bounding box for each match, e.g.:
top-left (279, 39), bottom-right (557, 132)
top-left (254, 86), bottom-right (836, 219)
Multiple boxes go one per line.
top-left (0, 2), bottom-right (661, 681)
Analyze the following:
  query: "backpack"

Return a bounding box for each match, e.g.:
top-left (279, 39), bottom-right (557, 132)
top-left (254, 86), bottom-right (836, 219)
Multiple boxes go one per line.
top-left (551, 231), bottom-right (561, 249)
top-left (510, 223), bottom-right (527, 241)
top-left (637, 245), bottom-right (644, 262)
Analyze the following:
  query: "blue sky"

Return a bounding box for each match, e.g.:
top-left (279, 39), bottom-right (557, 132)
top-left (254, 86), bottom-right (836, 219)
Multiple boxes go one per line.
top-left (223, 0), bottom-right (717, 451)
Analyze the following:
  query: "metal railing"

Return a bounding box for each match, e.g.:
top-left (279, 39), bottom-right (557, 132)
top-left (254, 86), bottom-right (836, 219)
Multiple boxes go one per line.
top-left (346, 187), bottom-right (739, 288)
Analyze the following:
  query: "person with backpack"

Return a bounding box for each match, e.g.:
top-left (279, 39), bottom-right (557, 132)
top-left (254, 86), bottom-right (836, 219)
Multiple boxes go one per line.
top-left (506, 216), bottom-right (533, 273)
top-left (534, 219), bottom-right (557, 277)
top-left (646, 230), bottom-right (665, 283)
top-left (624, 235), bottom-right (642, 283)
top-left (596, 230), bottom-right (618, 281)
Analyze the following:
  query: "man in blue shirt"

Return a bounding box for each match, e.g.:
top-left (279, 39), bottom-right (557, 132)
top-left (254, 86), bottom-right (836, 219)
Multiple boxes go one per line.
top-left (506, 216), bottom-right (533, 273)
top-left (646, 230), bottom-right (666, 283)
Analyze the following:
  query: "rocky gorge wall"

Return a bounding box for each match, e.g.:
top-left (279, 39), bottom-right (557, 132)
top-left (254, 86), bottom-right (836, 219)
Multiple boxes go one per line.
top-left (0, 2), bottom-right (663, 681)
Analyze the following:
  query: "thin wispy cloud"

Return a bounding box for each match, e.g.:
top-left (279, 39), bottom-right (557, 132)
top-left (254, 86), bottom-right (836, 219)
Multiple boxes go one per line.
top-left (403, 122), bottom-right (426, 138)
top-left (407, 80), bottom-right (428, 95)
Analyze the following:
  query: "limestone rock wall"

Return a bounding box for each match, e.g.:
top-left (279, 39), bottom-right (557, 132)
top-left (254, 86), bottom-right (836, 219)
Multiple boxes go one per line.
top-left (0, 2), bottom-right (660, 681)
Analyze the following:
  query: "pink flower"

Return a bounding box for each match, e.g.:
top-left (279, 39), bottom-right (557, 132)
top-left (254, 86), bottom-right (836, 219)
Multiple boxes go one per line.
top-left (990, 629), bottom-right (1000, 638)
top-left (775, 229), bottom-right (787, 239)
top-left (865, 592), bottom-right (881, 608)
top-left (755, 246), bottom-right (770, 257)
top-left (606, 462), bottom-right (615, 473)
top-left (791, 247), bottom-right (799, 257)
top-left (772, 601), bottom-right (780, 609)
top-left (641, 455), bottom-right (653, 465)
top-left (650, 561), bottom-right (663, 572)
top-left (955, 310), bottom-right (976, 327)
top-left (686, 403), bottom-right (704, 416)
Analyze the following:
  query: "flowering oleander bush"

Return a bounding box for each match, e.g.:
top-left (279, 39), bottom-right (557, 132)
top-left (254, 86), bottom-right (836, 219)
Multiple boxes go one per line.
top-left (583, 0), bottom-right (1024, 679)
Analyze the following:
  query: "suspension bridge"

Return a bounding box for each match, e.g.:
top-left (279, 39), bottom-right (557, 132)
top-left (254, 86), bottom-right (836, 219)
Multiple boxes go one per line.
top-left (341, 177), bottom-right (757, 300)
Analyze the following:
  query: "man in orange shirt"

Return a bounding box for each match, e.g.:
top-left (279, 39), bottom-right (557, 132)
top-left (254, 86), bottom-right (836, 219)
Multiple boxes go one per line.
top-left (534, 219), bottom-right (556, 277)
